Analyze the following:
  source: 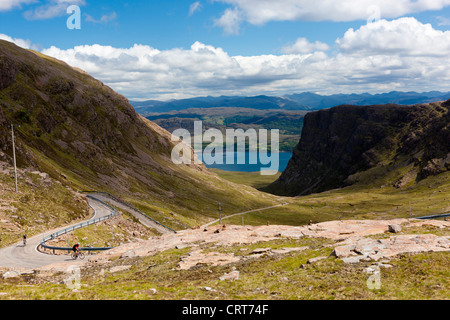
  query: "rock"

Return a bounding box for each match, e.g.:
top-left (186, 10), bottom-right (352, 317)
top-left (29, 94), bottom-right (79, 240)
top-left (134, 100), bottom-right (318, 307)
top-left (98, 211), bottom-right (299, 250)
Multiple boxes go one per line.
top-left (389, 224), bottom-right (402, 233)
top-left (219, 270), bottom-right (240, 281)
top-left (0, 55), bottom-right (18, 90)
top-left (2, 271), bottom-right (20, 279)
top-left (364, 266), bottom-right (378, 274)
top-left (334, 234), bottom-right (450, 263)
top-left (342, 256), bottom-right (364, 264)
top-left (203, 287), bottom-right (216, 292)
top-left (250, 248), bottom-right (271, 255)
top-left (332, 245), bottom-right (356, 258)
top-left (109, 265), bottom-right (132, 273)
top-left (307, 256), bottom-right (327, 264)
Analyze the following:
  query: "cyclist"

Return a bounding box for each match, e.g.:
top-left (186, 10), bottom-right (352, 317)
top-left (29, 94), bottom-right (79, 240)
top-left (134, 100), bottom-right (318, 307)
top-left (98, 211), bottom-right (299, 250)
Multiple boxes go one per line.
top-left (72, 243), bottom-right (80, 257)
top-left (22, 234), bottom-right (27, 246)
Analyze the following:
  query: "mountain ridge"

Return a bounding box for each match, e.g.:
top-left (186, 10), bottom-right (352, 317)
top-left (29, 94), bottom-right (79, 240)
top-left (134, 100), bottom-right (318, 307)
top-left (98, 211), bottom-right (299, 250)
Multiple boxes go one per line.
top-left (130, 91), bottom-right (450, 114)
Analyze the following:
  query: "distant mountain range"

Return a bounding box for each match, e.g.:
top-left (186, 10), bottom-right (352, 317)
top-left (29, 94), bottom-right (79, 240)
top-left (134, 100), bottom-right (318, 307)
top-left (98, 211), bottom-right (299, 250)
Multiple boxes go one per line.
top-left (130, 91), bottom-right (450, 114)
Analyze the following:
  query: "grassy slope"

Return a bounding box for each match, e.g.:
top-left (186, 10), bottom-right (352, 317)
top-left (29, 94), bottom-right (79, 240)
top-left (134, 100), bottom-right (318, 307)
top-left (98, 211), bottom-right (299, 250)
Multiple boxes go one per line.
top-left (0, 167), bottom-right (90, 248)
top-left (0, 40), bottom-right (282, 232)
top-left (211, 168), bottom-right (450, 226)
top-left (1, 225), bottom-right (448, 300)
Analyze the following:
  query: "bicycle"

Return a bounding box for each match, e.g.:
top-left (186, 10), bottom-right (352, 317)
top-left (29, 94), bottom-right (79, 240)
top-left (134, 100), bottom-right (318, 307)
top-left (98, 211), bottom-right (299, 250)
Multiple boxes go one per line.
top-left (71, 250), bottom-right (85, 260)
top-left (23, 238), bottom-right (27, 246)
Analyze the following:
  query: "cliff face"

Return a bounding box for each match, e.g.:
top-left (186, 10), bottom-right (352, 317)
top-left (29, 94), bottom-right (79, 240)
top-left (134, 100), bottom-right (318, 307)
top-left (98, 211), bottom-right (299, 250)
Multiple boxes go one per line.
top-left (267, 102), bottom-right (450, 196)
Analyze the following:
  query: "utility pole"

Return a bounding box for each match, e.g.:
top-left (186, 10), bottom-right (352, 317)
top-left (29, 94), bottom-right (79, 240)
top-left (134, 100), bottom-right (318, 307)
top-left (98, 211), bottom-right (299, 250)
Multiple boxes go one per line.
top-left (218, 203), bottom-right (222, 225)
top-left (11, 124), bottom-right (18, 193)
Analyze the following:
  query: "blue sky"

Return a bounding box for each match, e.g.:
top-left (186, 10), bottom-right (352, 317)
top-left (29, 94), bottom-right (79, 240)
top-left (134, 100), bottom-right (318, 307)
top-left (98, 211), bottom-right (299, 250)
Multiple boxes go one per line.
top-left (1, 1), bottom-right (450, 100)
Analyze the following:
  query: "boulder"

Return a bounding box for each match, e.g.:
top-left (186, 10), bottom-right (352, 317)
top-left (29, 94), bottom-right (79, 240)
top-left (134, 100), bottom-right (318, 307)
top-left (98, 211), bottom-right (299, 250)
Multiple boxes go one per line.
top-left (307, 256), bottom-right (327, 264)
top-left (388, 224), bottom-right (402, 233)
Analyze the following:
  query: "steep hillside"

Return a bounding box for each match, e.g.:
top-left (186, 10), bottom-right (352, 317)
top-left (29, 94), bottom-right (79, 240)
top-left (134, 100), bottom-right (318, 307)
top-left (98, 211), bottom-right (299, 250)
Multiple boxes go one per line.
top-left (0, 40), bottom-right (279, 229)
top-left (266, 102), bottom-right (450, 196)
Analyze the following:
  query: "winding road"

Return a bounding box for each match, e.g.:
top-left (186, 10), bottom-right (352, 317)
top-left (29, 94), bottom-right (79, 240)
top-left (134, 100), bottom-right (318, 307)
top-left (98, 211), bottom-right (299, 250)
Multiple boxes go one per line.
top-left (0, 190), bottom-right (446, 271)
top-left (0, 196), bottom-right (114, 269)
top-left (201, 202), bottom-right (289, 228)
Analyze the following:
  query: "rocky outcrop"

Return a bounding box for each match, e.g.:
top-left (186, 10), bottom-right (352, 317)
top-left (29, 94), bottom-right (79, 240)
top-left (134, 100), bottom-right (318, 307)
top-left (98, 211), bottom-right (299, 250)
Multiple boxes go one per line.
top-left (89, 219), bottom-right (449, 264)
top-left (0, 53), bottom-right (17, 90)
top-left (332, 234), bottom-right (450, 264)
top-left (266, 102), bottom-right (450, 196)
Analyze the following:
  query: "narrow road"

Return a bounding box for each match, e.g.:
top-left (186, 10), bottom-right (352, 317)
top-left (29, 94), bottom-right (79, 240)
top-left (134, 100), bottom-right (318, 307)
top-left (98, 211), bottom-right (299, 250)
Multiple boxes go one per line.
top-left (0, 192), bottom-right (287, 270)
top-left (89, 192), bottom-right (175, 234)
top-left (201, 202), bottom-right (289, 228)
top-left (0, 196), bottom-right (113, 269)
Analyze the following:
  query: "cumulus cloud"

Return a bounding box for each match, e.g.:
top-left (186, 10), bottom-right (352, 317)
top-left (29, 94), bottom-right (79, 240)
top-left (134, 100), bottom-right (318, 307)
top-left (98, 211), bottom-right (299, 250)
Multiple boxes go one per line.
top-left (214, 7), bottom-right (244, 35)
top-left (337, 17), bottom-right (450, 57)
top-left (0, 33), bottom-right (36, 49)
top-left (28, 17), bottom-right (450, 100)
top-left (282, 37), bottom-right (330, 54)
top-left (214, 0), bottom-right (450, 33)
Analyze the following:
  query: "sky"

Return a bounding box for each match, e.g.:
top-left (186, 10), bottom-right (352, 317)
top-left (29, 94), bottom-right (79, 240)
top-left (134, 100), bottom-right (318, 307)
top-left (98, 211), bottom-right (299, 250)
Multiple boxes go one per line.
top-left (1, 0), bottom-right (450, 101)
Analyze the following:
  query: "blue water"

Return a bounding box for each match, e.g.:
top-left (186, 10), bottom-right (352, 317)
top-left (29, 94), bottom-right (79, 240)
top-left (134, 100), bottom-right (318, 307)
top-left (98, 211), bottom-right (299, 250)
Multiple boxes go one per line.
top-left (196, 151), bottom-right (293, 173)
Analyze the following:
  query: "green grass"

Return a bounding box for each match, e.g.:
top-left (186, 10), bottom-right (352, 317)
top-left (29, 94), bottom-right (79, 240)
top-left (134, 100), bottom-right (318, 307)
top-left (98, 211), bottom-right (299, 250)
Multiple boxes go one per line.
top-left (1, 236), bottom-right (448, 300)
top-left (0, 170), bottom-right (90, 248)
top-left (210, 169), bottom-right (281, 190)
top-left (209, 169), bottom-right (450, 227)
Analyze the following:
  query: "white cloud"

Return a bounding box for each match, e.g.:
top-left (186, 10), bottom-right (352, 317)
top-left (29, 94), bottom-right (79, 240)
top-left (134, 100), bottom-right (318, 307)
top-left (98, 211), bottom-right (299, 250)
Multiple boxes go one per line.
top-left (0, 33), bottom-right (36, 49)
top-left (214, 0), bottom-right (450, 33)
top-left (189, 1), bottom-right (202, 16)
top-left (23, 0), bottom-right (85, 20)
top-left (213, 7), bottom-right (244, 35)
top-left (282, 37), bottom-right (330, 54)
top-left (0, 0), bottom-right (36, 11)
top-left (24, 17), bottom-right (450, 100)
top-left (337, 17), bottom-right (450, 57)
